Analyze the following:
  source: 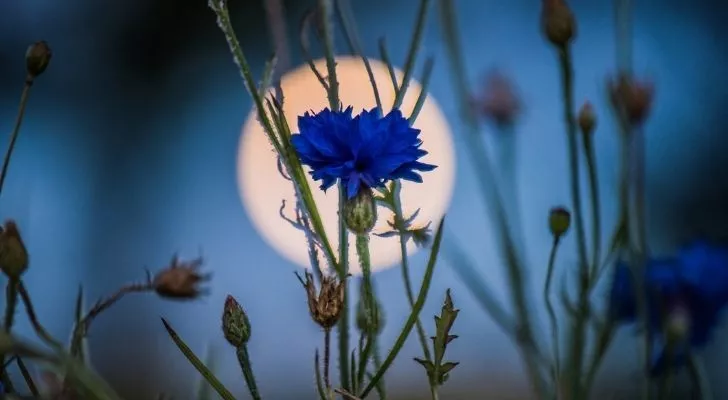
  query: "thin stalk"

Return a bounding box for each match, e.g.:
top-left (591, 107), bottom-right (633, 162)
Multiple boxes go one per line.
top-left (338, 188), bottom-right (351, 391)
top-left (583, 136), bottom-right (602, 280)
top-left (324, 328), bottom-right (332, 393)
top-left (392, 0), bottom-right (432, 109)
top-left (392, 184), bottom-right (431, 363)
top-left (1, 279), bottom-right (19, 392)
top-left (17, 281), bottom-right (63, 349)
top-left (544, 237), bottom-right (562, 387)
top-left (437, 1), bottom-right (548, 397)
top-left (687, 353), bottom-right (712, 400)
top-left (372, 340), bottom-right (385, 399)
top-left (0, 80), bottom-right (33, 196)
top-left (16, 357), bottom-right (39, 396)
top-left (236, 345), bottom-right (262, 400)
top-left (556, 44), bottom-right (590, 398)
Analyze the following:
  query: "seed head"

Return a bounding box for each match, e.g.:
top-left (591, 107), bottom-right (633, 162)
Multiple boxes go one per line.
top-left (299, 270), bottom-right (346, 329)
top-left (153, 255), bottom-right (210, 299)
top-left (0, 220), bottom-right (29, 280)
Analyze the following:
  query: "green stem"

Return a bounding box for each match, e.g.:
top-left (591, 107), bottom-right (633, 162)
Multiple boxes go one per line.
top-left (318, 0), bottom-right (340, 110)
top-left (1, 279), bottom-right (19, 392)
top-left (437, 1), bottom-right (548, 397)
top-left (392, 183), bottom-right (432, 363)
top-left (583, 136), bottom-right (602, 281)
top-left (556, 44), bottom-right (590, 398)
top-left (543, 237), bottom-right (562, 387)
top-left (372, 340), bottom-right (385, 399)
top-left (687, 353), bottom-right (712, 400)
top-left (392, 0), bottom-right (431, 109)
top-left (0, 80), bottom-right (33, 196)
top-left (338, 187), bottom-right (351, 391)
top-left (323, 328), bottom-right (332, 394)
top-left (236, 345), bottom-right (262, 400)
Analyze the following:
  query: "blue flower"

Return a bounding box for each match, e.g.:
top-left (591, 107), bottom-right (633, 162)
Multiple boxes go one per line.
top-left (291, 106), bottom-right (437, 199)
top-left (609, 240), bottom-right (728, 375)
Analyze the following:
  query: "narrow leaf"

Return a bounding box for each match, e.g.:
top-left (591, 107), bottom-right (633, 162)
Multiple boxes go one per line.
top-left (160, 318), bottom-right (235, 400)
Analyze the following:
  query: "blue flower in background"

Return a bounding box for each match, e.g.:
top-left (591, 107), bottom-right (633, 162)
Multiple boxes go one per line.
top-left (291, 106), bottom-right (437, 199)
top-left (609, 240), bottom-right (728, 375)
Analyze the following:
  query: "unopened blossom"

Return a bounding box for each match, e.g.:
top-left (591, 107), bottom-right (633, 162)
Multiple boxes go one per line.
top-left (222, 295), bottom-right (251, 347)
top-left (608, 73), bottom-right (655, 126)
top-left (541, 0), bottom-right (576, 47)
top-left (26, 41), bottom-right (52, 79)
top-left (609, 240), bottom-right (728, 375)
top-left (577, 102), bottom-right (596, 135)
top-left (291, 107), bottom-right (436, 200)
top-left (0, 220), bottom-right (29, 279)
top-left (153, 255), bottom-right (209, 299)
top-left (471, 70), bottom-right (521, 127)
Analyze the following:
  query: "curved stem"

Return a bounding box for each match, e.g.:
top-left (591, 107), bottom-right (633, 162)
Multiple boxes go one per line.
top-left (543, 237), bottom-right (562, 387)
top-left (0, 80), bottom-right (33, 196)
top-left (1, 279), bottom-right (19, 392)
top-left (556, 44), bottom-right (590, 398)
top-left (236, 345), bottom-right (262, 400)
top-left (583, 137), bottom-right (602, 280)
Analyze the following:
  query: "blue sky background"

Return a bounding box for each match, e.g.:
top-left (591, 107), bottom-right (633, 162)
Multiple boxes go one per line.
top-left (0, 0), bottom-right (727, 398)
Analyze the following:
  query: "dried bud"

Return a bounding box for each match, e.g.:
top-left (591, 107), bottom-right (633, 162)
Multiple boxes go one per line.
top-left (25, 41), bottom-right (52, 80)
top-left (578, 102), bottom-right (596, 135)
top-left (472, 70), bottom-right (521, 127)
top-left (548, 207), bottom-right (571, 238)
top-left (222, 295), bottom-right (251, 347)
top-left (541, 0), bottom-right (576, 47)
top-left (0, 220), bottom-right (29, 280)
top-left (299, 271), bottom-right (346, 329)
top-left (153, 255), bottom-right (210, 299)
top-left (344, 186), bottom-right (377, 235)
top-left (608, 73), bottom-right (655, 126)
top-left (356, 283), bottom-right (385, 335)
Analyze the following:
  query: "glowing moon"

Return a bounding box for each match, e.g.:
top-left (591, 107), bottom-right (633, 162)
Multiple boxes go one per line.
top-left (237, 57), bottom-right (455, 274)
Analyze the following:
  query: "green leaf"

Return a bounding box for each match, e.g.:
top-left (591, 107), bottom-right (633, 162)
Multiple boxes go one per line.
top-left (314, 349), bottom-right (327, 400)
top-left (358, 217), bottom-right (445, 398)
top-left (196, 344), bottom-right (217, 400)
top-left (160, 318), bottom-right (235, 400)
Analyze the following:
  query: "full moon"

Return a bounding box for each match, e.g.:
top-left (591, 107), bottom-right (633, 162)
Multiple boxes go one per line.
top-left (237, 57), bottom-right (455, 274)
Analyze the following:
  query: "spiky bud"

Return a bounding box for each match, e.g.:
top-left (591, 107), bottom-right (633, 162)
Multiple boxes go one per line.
top-left (222, 295), bottom-right (251, 347)
top-left (25, 41), bottom-right (52, 80)
top-left (541, 0), bottom-right (576, 47)
top-left (0, 220), bottom-right (29, 280)
top-left (153, 255), bottom-right (210, 299)
top-left (548, 207), bottom-right (571, 238)
top-left (578, 102), bottom-right (596, 135)
top-left (344, 186), bottom-right (377, 235)
top-left (299, 271), bottom-right (346, 329)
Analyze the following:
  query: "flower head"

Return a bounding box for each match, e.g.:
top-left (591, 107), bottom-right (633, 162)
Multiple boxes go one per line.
top-left (609, 240), bottom-right (728, 374)
top-left (153, 255), bottom-right (210, 299)
top-left (608, 73), bottom-right (655, 126)
top-left (298, 270), bottom-right (347, 329)
top-left (471, 70), bottom-right (521, 127)
top-left (291, 107), bottom-right (437, 199)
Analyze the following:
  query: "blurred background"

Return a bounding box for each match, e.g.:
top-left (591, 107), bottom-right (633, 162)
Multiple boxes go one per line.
top-left (1, 0), bottom-right (727, 398)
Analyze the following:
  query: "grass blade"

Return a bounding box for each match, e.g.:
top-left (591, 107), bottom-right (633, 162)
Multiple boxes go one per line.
top-left (161, 318), bottom-right (235, 400)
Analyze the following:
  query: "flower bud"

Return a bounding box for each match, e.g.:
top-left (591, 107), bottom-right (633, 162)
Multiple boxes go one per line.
top-left (578, 102), bottom-right (596, 135)
top-left (300, 271), bottom-right (346, 329)
top-left (472, 70), bottom-right (521, 127)
top-left (548, 207), bottom-right (571, 238)
top-left (153, 255), bottom-right (210, 299)
top-left (344, 186), bottom-right (377, 235)
top-left (0, 220), bottom-right (29, 280)
top-left (541, 0), bottom-right (576, 47)
top-left (222, 295), bottom-right (251, 347)
top-left (25, 41), bottom-right (52, 80)
top-left (608, 73), bottom-right (655, 126)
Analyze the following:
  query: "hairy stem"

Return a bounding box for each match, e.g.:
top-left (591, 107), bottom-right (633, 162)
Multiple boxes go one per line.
top-left (0, 80), bottom-right (33, 196)
top-left (236, 345), bottom-right (262, 400)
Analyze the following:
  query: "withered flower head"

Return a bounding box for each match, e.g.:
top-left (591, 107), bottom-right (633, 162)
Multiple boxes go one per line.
top-left (541, 0), bottom-right (576, 47)
top-left (222, 295), bottom-right (251, 347)
top-left (472, 70), bottom-right (521, 127)
top-left (153, 254), bottom-right (210, 300)
top-left (298, 270), bottom-right (346, 329)
top-left (608, 73), bottom-right (655, 126)
top-left (0, 219), bottom-right (29, 280)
